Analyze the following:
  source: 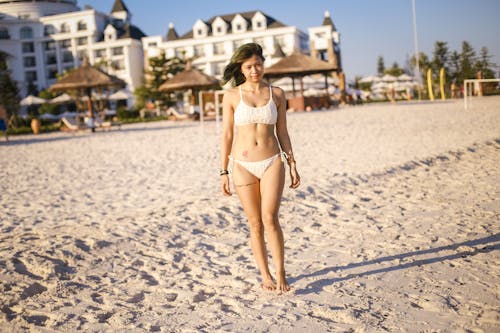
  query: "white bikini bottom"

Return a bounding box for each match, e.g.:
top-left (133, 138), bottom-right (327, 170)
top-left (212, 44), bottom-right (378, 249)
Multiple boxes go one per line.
top-left (230, 152), bottom-right (286, 179)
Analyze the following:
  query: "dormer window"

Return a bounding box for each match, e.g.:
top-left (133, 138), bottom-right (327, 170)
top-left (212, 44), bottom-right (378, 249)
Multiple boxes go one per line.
top-left (212, 17), bottom-right (227, 36)
top-left (231, 14), bottom-right (247, 34)
top-left (193, 19), bottom-right (208, 38)
top-left (252, 11), bottom-right (267, 31)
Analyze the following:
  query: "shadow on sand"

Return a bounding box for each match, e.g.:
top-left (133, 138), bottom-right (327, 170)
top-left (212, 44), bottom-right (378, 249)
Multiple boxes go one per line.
top-left (292, 233), bottom-right (499, 295)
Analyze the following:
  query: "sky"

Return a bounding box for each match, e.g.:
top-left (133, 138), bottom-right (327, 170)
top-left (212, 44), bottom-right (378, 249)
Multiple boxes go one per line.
top-left (81, 0), bottom-right (500, 82)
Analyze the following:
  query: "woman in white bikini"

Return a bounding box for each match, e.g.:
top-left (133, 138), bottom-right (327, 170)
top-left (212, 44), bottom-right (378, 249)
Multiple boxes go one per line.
top-left (220, 43), bottom-right (300, 293)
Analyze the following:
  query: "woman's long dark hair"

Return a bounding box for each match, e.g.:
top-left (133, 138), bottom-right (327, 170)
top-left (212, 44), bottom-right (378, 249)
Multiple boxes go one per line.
top-left (222, 43), bottom-right (265, 87)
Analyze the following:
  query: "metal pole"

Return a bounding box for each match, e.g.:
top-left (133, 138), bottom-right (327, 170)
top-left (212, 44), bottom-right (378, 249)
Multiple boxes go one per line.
top-left (412, 0), bottom-right (421, 100)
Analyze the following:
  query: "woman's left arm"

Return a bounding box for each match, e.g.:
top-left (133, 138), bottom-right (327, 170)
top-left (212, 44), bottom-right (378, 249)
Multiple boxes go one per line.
top-left (274, 87), bottom-right (300, 189)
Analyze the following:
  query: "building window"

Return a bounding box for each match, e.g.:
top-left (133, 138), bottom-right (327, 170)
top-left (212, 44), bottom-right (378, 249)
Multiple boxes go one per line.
top-left (23, 56), bottom-right (36, 67)
top-left (175, 48), bottom-right (185, 58)
top-left (236, 24), bottom-right (242, 31)
top-left (47, 68), bottom-right (58, 79)
top-left (60, 39), bottom-right (71, 48)
top-left (213, 42), bottom-right (224, 55)
top-left (77, 37), bottom-right (87, 46)
top-left (233, 40), bottom-right (244, 50)
top-left (194, 45), bottom-right (205, 57)
top-left (256, 21), bottom-right (262, 28)
top-left (197, 29), bottom-right (202, 36)
top-left (112, 47), bottom-right (123, 56)
top-left (254, 37), bottom-right (265, 48)
top-left (216, 27), bottom-right (222, 33)
top-left (25, 71), bottom-right (37, 82)
top-left (62, 51), bottom-right (73, 63)
top-left (77, 50), bottom-right (87, 61)
top-left (46, 54), bottom-right (57, 65)
top-left (111, 59), bottom-right (125, 70)
top-left (94, 49), bottom-right (105, 58)
top-left (77, 21), bottom-right (87, 31)
top-left (20, 26), bottom-right (33, 39)
top-left (44, 25), bottom-right (55, 36)
top-left (22, 42), bottom-right (34, 53)
top-left (44, 40), bottom-right (56, 51)
top-left (18, 14), bottom-right (30, 20)
top-left (148, 42), bottom-right (157, 47)
top-left (60, 23), bottom-right (70, 33)
top-left (0, 27), bottom-right (10, 39)
top-left (214, 62), bottom-right (225, 76)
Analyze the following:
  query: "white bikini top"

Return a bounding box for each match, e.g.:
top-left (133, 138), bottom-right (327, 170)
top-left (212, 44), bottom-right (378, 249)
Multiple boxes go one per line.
top-left (234, 86), bottom-right (278, 126)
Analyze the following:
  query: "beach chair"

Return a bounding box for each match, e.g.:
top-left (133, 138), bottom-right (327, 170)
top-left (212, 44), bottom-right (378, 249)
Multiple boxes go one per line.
top-left (167, 107), bottom-right (193, 121)
top-left (60, 117), bottom-right (85, 132)
top-left (94, 113), bottom-right (122, 130)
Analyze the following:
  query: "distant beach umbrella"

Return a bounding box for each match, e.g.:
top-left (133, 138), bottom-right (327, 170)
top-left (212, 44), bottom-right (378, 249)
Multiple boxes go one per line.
top-left (20, 95), bottom-right (47, 106)
top-left (397, 74), bottom-right (413, 81)
top-left (49, 93), bottom-right (73, 104)
top-left (109, 89), bottom-right (133, 101)
top-left (381, 74), bottom-right (397, 82)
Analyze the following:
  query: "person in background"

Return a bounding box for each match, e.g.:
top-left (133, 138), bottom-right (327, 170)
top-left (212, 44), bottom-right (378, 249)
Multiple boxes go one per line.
top-left (0, 104), bottom-right (9, 142)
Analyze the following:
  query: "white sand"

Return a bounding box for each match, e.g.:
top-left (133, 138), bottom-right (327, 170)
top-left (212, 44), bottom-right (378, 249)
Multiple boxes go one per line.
top-left (0, 96), bottom-right (499, 332)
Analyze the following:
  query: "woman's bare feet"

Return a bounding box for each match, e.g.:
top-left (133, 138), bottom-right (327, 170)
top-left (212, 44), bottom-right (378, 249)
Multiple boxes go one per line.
top-left (260, 274), bottom-right (276, 291)
top-left (276, 272), bottom-right (290, 294)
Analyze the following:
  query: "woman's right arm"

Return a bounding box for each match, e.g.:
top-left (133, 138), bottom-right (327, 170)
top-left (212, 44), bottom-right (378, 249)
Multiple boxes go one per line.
top-left (220, 91), bottom-right (234, 196)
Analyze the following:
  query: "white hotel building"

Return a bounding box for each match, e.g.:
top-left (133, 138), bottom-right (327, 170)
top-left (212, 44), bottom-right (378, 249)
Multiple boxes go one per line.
top-left (142, 11), bottom-right (311, 79)
top-left (0, 0), bottom-right (144, 100)
top-left (0, 0), bottom-right (341, 103)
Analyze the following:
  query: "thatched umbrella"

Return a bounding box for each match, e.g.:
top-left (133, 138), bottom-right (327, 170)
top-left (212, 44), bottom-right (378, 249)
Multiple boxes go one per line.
top-left (264, 52), bottom-right (337, 95)
top-left (159, 63), bottom-right (219, 119)
top-left (159, 62), bottom-right (219, 92)
top-left (49, 57), bottom-right (125, 131)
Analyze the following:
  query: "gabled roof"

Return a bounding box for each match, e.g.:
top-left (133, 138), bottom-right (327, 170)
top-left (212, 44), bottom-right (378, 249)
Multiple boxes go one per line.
top-left (119, 23), bottom-right (146, 40)
top-left (178, 10), bottom-right (287, 40)
top-left (100, 22), bottom-right (146, 41)
top-left (166, 25), bottom-right (179, 41)
top-left (322, 12), bottom-right (337, 31)
top-left (111, 0), bottom-right (129, 13)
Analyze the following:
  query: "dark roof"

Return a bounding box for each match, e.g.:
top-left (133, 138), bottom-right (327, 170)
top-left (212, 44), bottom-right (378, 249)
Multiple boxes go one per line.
top-left (178, 10), bottom-right (287, 40)
top-left (111, 0), bottom-right (129, 13)
top-left (322, 15), bottom-right (337, 31)
top-left (166, 26), bottom-right (178, 41)
top-left (119, 23), bottom-right (146, 40)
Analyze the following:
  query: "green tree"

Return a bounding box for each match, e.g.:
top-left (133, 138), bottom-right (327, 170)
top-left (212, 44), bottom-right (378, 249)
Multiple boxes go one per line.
top-left (38, 90), bottom-right (58, 115)
top-left (384, 62), bottom-right (404, 77)
top-left (460, 41), bottom-right (476, 81)
top-left (0, 51), bottom-right (20, 120)
top-left (377, 56), bottom-right (385, 75)
top-left (431, 41), bottom-right (449, 73)
top-left (474, 46), bottom-right (496, 79)
top-left (448, 50), bottom-right (461, 85)
top-left (135, 52), bottom-right (185, 109)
